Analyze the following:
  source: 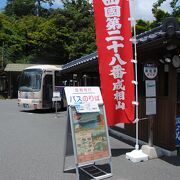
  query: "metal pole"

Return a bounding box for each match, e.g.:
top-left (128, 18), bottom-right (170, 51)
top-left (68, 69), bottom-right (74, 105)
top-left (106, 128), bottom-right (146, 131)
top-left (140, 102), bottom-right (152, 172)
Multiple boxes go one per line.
top-left (132, 0), bottom-right (139, 150)
top-left (55, 101), bottom-right (58, 118)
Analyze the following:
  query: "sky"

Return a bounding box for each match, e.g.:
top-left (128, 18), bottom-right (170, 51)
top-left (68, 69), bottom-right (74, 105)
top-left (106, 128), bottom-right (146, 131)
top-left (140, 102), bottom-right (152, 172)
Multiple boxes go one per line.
top-left (0, 0), bottom-right (179, 21)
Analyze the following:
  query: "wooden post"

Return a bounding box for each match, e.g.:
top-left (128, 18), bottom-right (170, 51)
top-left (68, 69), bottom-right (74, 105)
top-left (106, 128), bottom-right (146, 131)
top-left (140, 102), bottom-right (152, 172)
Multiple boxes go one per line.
top-left (148, 115), bottom-right (154, 147)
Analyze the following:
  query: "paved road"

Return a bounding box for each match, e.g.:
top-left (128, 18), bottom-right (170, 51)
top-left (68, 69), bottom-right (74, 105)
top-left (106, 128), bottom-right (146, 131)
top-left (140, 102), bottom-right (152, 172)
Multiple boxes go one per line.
top-left (0, 99), bottom-right (180, 180)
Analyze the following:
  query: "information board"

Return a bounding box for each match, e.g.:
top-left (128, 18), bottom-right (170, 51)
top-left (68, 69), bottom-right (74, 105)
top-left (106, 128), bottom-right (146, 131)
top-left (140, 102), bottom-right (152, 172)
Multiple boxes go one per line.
top-left (63, 87), bottom-right (112, 180)
top-left (65, 86), bottom-right (103, 106)
top-left (146, 98), bottom-right (156, 115)
top-left (145, 80), bottom-right (156, 97)
top-left (176, 115), bottom-right (180, 146)
top-left (70, 105), bottom-right (110, 164)
top-left (52, 91), bottom-right (61, 101)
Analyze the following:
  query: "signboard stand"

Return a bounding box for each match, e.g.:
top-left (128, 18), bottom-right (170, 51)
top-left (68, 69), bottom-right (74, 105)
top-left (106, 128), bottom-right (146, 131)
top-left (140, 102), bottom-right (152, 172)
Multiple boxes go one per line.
top-left (63, 105), bottom-right (112, 180)
top-left (63, 87), bottom-right (112, 180)
top-left (63, 110), bottom-right (75, 172)
top-left (52, 91), bottom-right (61, 118)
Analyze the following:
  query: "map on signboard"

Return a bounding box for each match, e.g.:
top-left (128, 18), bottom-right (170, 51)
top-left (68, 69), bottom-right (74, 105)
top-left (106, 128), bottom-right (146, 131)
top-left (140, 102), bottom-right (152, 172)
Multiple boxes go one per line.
top-left (70, 105), bottom-right (110, 164)
top-left (176, 115), bottom-right (180, 146)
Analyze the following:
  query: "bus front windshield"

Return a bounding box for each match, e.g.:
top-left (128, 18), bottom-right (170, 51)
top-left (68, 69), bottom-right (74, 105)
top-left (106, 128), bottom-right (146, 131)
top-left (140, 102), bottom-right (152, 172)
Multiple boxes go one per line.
top-left (19, 69), bottom-right (42, 92)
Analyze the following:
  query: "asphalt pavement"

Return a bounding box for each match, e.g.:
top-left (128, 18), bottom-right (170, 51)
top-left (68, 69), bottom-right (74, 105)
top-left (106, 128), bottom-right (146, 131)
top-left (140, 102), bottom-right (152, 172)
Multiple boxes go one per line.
top-left (0, 99), bottom-right (180, 180)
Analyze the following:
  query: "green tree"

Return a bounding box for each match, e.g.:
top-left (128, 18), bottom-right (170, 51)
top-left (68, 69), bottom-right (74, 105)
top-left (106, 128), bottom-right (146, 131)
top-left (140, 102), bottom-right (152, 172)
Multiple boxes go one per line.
top-left (136, 19), bottom-right (152, 34)
top-left (152, 0), bottom-right (180, 24)
top-left (27, 17), bottom-right (71, 63)
top-left (14, 15), bottom-right (46, 63)
top-left (5, 0), bottom-right (55, 17)
top-left (60, 0), bottom-right (96, 60)
top-left (0, 13), bottom-right (26, 64)
top-left (1, 0), bottom-right (96, 64)
top-left (5, 0), bottom-right (36, 16)
top-left (170, 0), bottom-right (180, 19)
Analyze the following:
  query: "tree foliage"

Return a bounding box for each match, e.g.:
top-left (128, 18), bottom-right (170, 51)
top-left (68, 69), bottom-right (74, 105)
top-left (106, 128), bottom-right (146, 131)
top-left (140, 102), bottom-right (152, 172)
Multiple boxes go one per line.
top-left (136, 19), bottom-right (152, 34)
top-left (5, 0), bottom-right (36, 16)
top-left (59, 0), bottom-right (95, 59)
top-left (0, 0), bottom-right (96, 65)
top-left (136, 0), bottom-right (180, 34)
top-left (152, 0), bottom-right (180, 23)
top-left (0, 0), bottom-right (179, 66)
top-left (5, 0), bottom-right (55, 17)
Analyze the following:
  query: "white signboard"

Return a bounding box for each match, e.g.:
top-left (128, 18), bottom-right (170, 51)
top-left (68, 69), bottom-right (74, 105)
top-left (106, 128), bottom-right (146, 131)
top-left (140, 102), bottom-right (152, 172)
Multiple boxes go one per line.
top-left (146, 98), bottom-right (156, 115)
top-left (53, 91), bottom-right (60, 98)
top-left (52, 91), bottom-right (61, 101)
top-left (145, 80), bottom-right (156, 97)
top-left (65, 86), bottom-right (103, 106)
top-left (64, 87), bottom-right (112, 179)
top-left (144, 64), bottom-right (158, 79)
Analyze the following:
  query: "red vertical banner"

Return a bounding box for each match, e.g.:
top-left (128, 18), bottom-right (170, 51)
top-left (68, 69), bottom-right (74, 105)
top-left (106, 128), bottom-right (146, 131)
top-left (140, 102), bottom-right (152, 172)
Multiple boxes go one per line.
top-left (93, 0), bottom-right (135, 125)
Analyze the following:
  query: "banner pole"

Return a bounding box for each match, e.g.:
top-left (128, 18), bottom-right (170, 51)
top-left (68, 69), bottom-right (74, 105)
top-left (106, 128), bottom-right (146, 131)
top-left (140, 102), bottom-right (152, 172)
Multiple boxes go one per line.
top-left (132, 0), bottom-right (139, 151)
top-left (126, 0), bottom-right (148, 162)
